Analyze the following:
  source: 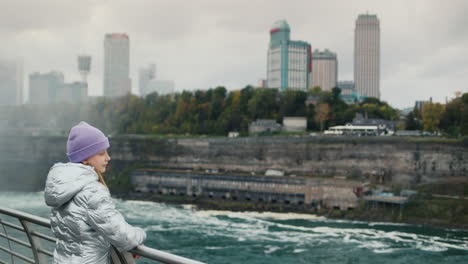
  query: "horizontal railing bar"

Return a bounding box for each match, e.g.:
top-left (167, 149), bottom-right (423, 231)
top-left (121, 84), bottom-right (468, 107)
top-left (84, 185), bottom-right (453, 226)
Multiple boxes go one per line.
top-left (0, 207), bottom-right (50, 227)
top-left (0, 259), bottom-right (7, 264)
top-left (131, 245), bottom-right (206, 264)
top-left (37, 247), bottom-right (54, 257)
top-left (0, 245), bottom-right (35, 263)
top-left (0, 232), bottom-right (31, 248)
top-left (1, 206), bottom-right (207, 264)
top-left (31, 230), bottom-right (56, 243)
top-left (0, 219), bottom-right (25, 232)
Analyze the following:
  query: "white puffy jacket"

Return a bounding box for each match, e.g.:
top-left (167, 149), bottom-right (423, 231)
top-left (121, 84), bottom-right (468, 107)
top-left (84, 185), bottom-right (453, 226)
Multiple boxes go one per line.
top-left (44, 162), bottom-right (146, 264)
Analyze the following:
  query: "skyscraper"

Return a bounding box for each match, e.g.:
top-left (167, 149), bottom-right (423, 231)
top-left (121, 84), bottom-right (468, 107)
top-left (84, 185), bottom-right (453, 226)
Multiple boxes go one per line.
top-left (354, 14), bottom-right (380, 99)
top-left (0, 58), bottom-right (23, 106)
top-left (103, 33), bottom-right (131, 97)
top-left (311, 49), bottom-right (338, 91)
top-left (267, 20), bottom-right (311, 91)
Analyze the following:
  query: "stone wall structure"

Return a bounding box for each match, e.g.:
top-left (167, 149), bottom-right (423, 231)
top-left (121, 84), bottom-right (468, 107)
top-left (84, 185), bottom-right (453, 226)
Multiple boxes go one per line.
top-left (0, 135), bottom-right (466, 191)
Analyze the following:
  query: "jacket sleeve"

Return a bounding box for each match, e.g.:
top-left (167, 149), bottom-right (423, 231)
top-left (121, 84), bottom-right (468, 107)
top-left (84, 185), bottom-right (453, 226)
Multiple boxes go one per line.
top-left (85, 184), bottom-right (147, 252)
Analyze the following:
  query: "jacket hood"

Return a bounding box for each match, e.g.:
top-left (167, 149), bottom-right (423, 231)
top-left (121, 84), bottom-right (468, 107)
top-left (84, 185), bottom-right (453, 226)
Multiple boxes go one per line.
top-left (44, 162), bottom-right (99, 208)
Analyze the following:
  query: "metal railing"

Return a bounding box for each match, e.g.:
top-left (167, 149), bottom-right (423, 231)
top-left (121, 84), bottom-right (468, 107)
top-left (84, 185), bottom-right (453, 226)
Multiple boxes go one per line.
top-left (0, 207), bottom-right (206, 264)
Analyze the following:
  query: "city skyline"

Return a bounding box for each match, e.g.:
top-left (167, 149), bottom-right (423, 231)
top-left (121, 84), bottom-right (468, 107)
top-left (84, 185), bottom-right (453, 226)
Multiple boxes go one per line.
top-left (0, 0), bottom-right (467, 108)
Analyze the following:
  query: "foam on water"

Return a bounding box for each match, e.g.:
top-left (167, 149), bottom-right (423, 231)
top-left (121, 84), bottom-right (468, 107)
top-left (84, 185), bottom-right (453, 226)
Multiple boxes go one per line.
top-left (264, 246), bottom-right (281, 254)
top-left (114, 198), bottom-right (468, 253)
top-left (196, 210), bottom-right (327, 221)
top-left (2, 191), bottom-right (468, 262)
top-left (0, 192), bottom-right (46, 209)
top-left (373, 248), bottom-right (396, 253)
top-left (293, 249), bottom-right (307, 253)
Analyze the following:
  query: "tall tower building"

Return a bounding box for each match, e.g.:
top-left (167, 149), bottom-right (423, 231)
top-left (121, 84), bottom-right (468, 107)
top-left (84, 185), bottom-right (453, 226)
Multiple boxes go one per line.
top-left (311, 49), bottom-right (338, 91)
top-left (267, 20), bottom-right (311, 91)
top-left (354, 14), bottom-right (380, 99)
top-left (0, 59), bottom-right (23, 106)
top-left (103, 33), bottom-right (131, 97)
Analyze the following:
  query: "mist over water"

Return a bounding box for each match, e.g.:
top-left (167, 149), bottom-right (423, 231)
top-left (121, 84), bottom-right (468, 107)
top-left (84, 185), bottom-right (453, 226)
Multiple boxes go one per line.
top-left (0, 192), bottom-right (467, 264)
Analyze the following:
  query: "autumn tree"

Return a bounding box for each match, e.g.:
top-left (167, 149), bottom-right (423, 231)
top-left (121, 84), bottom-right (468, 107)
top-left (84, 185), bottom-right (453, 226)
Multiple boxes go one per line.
top-left (421, 102), bottom-right (445, 132)
top-left (440, 93), bottom-right (468, 136)
top-left (314, 103), bottom-right (330, 132)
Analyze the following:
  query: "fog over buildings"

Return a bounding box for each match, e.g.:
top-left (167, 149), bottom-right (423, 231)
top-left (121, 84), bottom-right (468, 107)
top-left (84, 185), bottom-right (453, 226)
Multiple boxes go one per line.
top-left (0, 58), bottom-right (22, 106)
top-left (0, 0), bottom-right (467, 108)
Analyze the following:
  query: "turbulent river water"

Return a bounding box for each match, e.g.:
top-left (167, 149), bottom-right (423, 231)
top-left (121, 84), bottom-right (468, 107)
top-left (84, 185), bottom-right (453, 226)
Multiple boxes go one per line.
top-left (0, 192), bottom-right (467, 263)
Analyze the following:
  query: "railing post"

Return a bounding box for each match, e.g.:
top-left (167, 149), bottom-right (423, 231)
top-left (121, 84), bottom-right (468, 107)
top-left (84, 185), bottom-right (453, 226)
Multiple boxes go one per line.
top-left (19, 220), bottom-right (48, 264)
top-left (1, 220), bottom-right (15, 264)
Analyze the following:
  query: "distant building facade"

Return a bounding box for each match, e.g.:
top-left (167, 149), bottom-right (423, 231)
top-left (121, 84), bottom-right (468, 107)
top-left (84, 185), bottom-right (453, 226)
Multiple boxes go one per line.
top-left (351, 113), bottom-right (397, 132)
top-left (354, 14), bottom-right (380, 99)
top-left (56, 82), bottom-right (88, 104)
top-left (0, 59), bottom-right (23, 105)
top-left (311, 49), bottom-right (337, 91)
top-left (249, 119), bottom-right (282, 134)
top-left (139, 64), bottom-right (175, 97)
top-left (283, 117), bottom-right (307, 132)
top-left (267, 20), bottom-right (312, 91)
top-left (29, 72), bottom-right (64, 104)
top-left (258, 79), bottom-right (266, 88)
top-left (415, 98), bottom-right (432, 112)
top-left (29, 72), bottom-right (87, 104)
top-left (144, 80), bottom-right (175, 96)
top-left (337, 81), bottom-right (358, 104)
top-left (103, 33), bottom-right (131, 97)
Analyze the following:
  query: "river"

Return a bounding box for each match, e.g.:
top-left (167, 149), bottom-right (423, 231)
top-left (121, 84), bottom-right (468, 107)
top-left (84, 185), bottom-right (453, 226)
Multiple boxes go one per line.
top-left (0, 192), bottom-right (467, 263)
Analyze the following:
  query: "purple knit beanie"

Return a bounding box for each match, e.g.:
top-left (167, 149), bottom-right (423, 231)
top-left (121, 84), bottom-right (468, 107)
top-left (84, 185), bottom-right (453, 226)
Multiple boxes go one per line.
top-left (66, 121), bottom-right (110, 163)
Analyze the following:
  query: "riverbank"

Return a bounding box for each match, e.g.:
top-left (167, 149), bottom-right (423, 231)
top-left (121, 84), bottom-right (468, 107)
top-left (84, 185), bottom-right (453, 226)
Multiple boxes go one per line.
top-left (114, 191), bottom-right (468, 230)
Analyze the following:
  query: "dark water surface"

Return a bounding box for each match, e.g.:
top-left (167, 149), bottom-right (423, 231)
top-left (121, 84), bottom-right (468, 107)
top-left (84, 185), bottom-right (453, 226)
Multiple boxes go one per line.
top-left (1, 192), bottom-right (467, 263)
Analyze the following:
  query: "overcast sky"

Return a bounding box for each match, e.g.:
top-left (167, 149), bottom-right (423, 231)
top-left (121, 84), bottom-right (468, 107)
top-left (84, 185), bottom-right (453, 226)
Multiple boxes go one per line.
top-left (1, 0), bottom-right (467, 108)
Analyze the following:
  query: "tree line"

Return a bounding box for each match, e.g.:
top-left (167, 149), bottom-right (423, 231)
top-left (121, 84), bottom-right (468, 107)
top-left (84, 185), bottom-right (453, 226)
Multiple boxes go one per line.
top-left (86, 86), bottom-right (399, 135)
top-left (405, 92), bottom-right (468, 136)
top-left (3, 86), bottom-right (465, 137)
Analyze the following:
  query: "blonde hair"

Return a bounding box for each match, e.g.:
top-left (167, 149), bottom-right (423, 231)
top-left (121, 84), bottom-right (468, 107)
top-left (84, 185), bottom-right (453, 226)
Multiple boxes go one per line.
top-left (96, 171), bottom-right (108, 188)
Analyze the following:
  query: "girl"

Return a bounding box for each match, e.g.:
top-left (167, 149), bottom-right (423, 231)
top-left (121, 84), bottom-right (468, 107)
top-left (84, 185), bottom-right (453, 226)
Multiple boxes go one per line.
top-left (44, 121), bottom-right (146, 263)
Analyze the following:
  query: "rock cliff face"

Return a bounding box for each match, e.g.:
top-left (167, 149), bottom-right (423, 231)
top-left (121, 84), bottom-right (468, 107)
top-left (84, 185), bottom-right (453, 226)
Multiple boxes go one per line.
top-left (0, 135), bottom-right (466, 191)
top-left (111, 136), bottom-right (467, 185)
